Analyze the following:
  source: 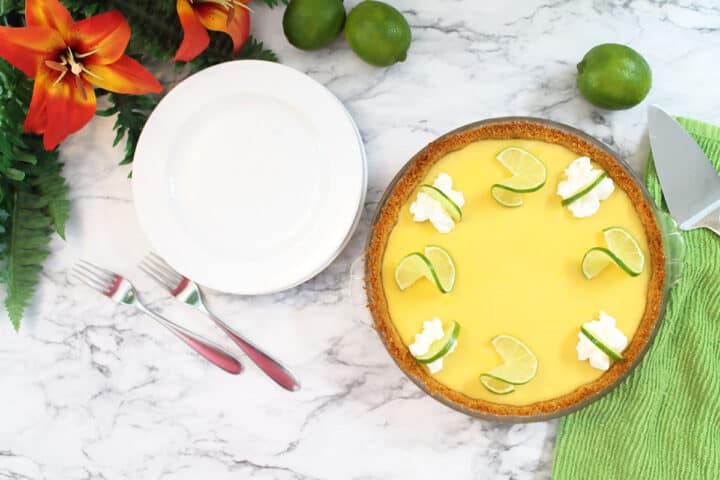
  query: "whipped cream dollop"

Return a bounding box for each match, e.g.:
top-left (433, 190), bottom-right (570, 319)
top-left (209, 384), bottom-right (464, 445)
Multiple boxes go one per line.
top-left (577, 311), bottom-right (628, 371)
top-left (557, 157), bottom-right (614, 218)
top-left (408, 317), bottom-right (457, 374)
top-left (410, 173), bottom-right (465, 233)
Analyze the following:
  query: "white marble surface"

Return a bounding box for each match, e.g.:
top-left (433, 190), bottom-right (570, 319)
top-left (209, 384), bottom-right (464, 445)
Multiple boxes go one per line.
top-left (2, 1), bottom-right (720, 478)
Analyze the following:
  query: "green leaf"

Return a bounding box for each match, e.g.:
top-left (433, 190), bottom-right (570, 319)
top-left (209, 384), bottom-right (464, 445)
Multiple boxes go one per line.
top-left (189, 35), bottom-right (278, 73)
top-left (27, 152), bottom-right (69, 239)
top-left (100, 93), bottom-right (160, 166)
top-left (112, 127), bottom-right (125, 147)
top-left (5, 167), bottom-right (24, 181)
top-left (237, 36), bottom-right (279, 62)
top-left (96, 106), bottom-right (118, 117)
top-left (4, 190), bottom-right (52, 331)
top-left (14, 152), bottom-right (37, 164)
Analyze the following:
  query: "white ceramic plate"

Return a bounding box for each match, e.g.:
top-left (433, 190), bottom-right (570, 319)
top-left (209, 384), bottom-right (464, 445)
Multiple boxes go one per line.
top-left (133, 61), bottom-right (366, 294)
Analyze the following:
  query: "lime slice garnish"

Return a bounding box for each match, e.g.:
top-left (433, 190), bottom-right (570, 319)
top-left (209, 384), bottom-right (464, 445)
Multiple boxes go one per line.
top-left (561, 171), bottom-right (609, 206)
top-left (580, 326), bottom-right (623, 361)
top-left (581, 247), bottom-right (615, 279)
top-left (481, 335), bottom-right (538, 385)
top-left (480, 375), bottom-right (514, 395)
top-left (394, 252), bottom-right (433, 290)
top-left (495, 147), bottom-right (548, 190)
top-left (491, 147), bottom-right (547, 207)
top-left (582, 227), bottom-right (645, 279)
top-left (394, 249), bottom-right (454, 294)
top-left (603, 227), bottom-right (645, 275)
top-left (581, 227), bottom-right (644, 278)
top-left (419, 184), bottom-right (462, 221)
top-left (414, 320), bottom-right (461, 364)
top-left (490, 188), bottom-right (523, 208)
top-left (423, 245), bottom-right (456, 293)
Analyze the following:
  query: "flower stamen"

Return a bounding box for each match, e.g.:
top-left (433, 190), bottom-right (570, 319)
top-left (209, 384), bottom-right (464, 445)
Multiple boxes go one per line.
top-left (44, 60), bottom-right (67, 72)
top-left (52, 69), bottom-right (68, 86)
top-left (80, 67), bottom-right (103, 80)
top-left (46, 47), bottom-right (105, 88)
top-left (74, 48), bottom-right (98, 59)
top-left (65, 48), bottom-right (83, 75)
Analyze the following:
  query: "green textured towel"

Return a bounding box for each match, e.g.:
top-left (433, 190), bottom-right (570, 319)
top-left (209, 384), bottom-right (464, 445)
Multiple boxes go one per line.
top-left (553, 117), bottom-right (720, 480)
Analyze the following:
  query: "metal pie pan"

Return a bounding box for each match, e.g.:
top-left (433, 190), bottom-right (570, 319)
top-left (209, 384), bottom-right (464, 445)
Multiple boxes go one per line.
top-left (366, 116), bottom-right (682, 423)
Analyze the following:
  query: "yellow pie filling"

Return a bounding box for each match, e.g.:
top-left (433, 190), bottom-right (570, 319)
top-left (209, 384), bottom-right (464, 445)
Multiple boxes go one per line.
top-left (381, 139), bottom-right (651, 405)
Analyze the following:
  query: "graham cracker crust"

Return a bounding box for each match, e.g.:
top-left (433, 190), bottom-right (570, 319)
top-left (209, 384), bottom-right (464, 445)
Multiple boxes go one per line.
top-left (365, 120), bottom-right (667, 420)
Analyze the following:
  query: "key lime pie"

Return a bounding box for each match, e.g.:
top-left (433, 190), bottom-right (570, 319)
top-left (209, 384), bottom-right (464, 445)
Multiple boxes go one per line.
top-left (366, 119), bottom-right (667, 420)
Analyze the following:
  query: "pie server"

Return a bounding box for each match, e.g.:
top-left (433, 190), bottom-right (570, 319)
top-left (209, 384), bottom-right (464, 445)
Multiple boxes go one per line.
top-left (648, 105), bottom-right (720, 236)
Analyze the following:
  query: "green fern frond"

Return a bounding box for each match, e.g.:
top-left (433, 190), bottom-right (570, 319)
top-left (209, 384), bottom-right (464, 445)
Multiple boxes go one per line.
top-left (4, 190), bottom-right (52, 330)
top-left (0, 60), bottom-right (67, 330)
top-left (97, 93), bottom-right (160, 167)
top-left (27, 151), bottom-right (69, 239)
top-left (189, 35), bottom-right (278, 73)
top-left (0, 1), bottom-right (23, 18)
top-left (237, 36), bottom-right (279, 62)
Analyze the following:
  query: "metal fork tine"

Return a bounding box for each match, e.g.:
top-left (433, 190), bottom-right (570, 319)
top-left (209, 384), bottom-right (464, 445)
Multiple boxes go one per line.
top-left (143, 255), bottom-right (174, 276)
top-left (70, 269), bottom-right (108, 292)
top-left (148, 252), bottom-right (181, 277)
top-left (144, 255), bottom-right (183, 283)
top-left (77, 260), bottom-right (116, 283)
top-left (148, 252), bottom-right (168, 265)
top-left (77, 259), bottom-right (110, 273)
top-left (74, 263), bottom-right (114, 287)
top-left (148, 252), bottom-right (164, 263)
top-left (146, 254), bottom-right (181, 280)
top-left (139, 263), bottom-right (175, 290)
top-left (141, 257), bottom-right (179, 285)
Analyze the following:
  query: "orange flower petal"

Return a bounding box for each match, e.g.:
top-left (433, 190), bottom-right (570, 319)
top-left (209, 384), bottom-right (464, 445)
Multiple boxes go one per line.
top-left (42, 75), bottom-right (96, 150)
top-left (23, 67), bottom-right (51, 134)
top-left (195, 3), bottom-right (250, 53)
top-left (25, 0), bottom-right (74, 40)
top-left (71, 10), bottom-right (131, 65)
top-left (0, 25), bottom-right (65, 77)
top-left (174, 0), bottom-right (210, 62)
top-left (84, 55), bottom-right (162, 94)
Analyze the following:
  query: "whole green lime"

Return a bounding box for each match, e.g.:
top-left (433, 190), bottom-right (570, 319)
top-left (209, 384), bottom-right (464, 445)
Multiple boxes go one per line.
top-left (283, 0), bottom-right (346, 51)
top-left (576, 43), bottom-right (652, 110)
top-left (345, 1), bottom-right (411, 67)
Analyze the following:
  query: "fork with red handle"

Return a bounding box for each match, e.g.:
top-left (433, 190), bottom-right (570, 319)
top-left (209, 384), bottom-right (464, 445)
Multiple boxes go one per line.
top-left (71, 260), bottom-right (243, 374)
top-left (139, 253), bottom-right (301, 391)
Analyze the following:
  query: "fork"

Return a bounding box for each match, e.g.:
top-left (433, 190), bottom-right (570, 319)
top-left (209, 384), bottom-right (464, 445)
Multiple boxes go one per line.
top-left (140, 254), bottom-right (301, 391)
top-left (71, 260), bottom-right (243, 375)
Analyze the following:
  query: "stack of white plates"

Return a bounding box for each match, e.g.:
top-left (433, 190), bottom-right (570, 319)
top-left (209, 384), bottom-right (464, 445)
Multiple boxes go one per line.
top-left (133, 61), bottom-right (367, 294)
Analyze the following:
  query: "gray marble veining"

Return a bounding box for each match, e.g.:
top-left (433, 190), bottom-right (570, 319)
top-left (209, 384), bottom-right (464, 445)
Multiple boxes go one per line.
top-left (2, 1), bottom-right (719, 478)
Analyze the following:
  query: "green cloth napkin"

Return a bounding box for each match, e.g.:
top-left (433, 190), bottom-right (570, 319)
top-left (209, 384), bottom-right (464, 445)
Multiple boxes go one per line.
top-left (552, 117), bottom-right (720, 480)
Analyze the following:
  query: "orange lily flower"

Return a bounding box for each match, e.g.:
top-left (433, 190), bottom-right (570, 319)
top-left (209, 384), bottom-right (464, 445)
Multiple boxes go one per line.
top-left (0, 0), bottom-right (162, 150)
top-left (174, 0), bottom-right (252, 62)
